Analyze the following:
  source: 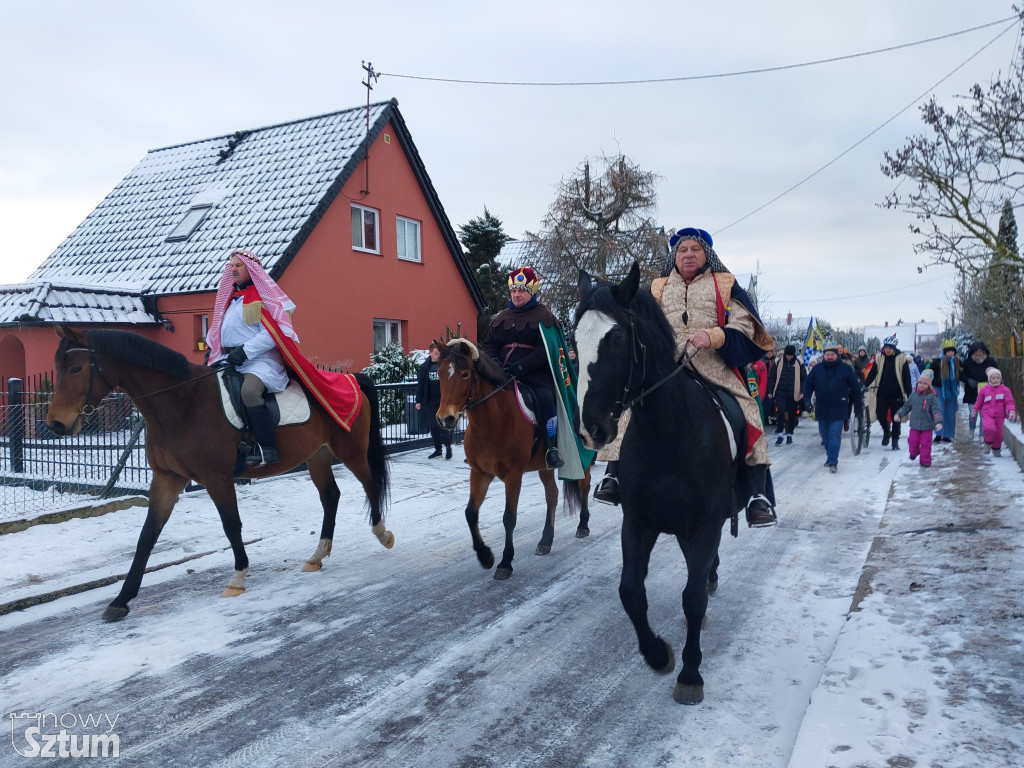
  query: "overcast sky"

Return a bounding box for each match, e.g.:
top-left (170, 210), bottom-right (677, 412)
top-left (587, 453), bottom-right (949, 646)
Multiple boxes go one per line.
top-left (1, 0), bottom-right (1020, 328)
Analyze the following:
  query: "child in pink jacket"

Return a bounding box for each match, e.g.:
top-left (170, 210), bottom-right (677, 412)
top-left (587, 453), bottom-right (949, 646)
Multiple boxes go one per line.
top-left (972, 367), bottom-right (1017, 456)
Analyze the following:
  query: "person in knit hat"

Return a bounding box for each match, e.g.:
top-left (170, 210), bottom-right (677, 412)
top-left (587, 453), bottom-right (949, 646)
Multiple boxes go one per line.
top-left (929, 339), bottom-right (962, 443)
top-left (864, 334), bottom-right (912, 451)
top-left (894, 368), bottom-right (942, 467)
top-left (802, 340), bottom-right (862, 473)
top-left (960, 341), bottom-right (998, 440)
top-left (767, 343), bottom-right (806, 445)
top-left (972, 367), bottom-right (1017, 456)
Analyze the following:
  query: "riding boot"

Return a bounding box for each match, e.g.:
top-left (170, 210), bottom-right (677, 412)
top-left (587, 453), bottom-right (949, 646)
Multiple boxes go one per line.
top-left (544, 433), bottom-right (564, 470)
top-left (594, 461), bottom-right (619, 505)
top-left (245, 404), bottom-right (280, 467)
top-left (745, 464), bottom-right (776, 528)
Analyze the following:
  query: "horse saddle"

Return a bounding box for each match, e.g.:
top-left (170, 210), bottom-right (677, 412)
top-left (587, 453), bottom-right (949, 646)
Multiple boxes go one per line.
top-left (513, 380), bottom-right (539, 426)
top-left (682, 368), bottom-right (746, 464)
top-left (216, 366), bottom-right (311, 430)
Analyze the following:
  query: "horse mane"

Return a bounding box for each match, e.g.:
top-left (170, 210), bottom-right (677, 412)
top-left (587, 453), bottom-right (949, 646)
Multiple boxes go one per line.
top-left (442, 339), bottom-right (509, 388)
top-left (580, 282), bottom-right (677, 365)
top-left (84, 330), bottom-right (192, 380)
top-left (475, 353), bottom-right (509, 387)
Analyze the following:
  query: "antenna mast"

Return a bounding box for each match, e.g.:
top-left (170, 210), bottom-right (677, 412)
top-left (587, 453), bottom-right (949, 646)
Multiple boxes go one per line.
top-left (360, 61), bottom-right (380, 196)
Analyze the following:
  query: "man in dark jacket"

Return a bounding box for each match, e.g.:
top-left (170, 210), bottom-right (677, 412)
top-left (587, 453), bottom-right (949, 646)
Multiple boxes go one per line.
top-left (481, 266), bottom-right (564, 469)
top-left (853, 346), bottom-right (870, 380)
top-left (416, 341), bottom-right (452, 459)
top-left (864, 335), bottom-right (912, 450)
top-left (767, 344), bottom-right (805, 444)
top-left (960, 340), bottom-right (999, 440)
top-left (803, 340), bottom-right (863, 472)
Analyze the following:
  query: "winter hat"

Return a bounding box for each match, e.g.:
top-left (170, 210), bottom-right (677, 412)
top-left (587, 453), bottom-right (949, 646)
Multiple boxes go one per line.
top-left (919, 369), bottom-right (935, 381)
top-left (663, 227), bottom-right (728, 276)
top-left (784, 344), bottom-right (797, 356)
top-left (986, 367), bottom-right (1002, 383)
top-left (942, 338), bottom-right (957, 352)
top-left (968, 340), bottom-right (990, 356)
top-left (508, 266), bottom-right (540, 295)
top-left (883, 335), bottom-right (899, 350)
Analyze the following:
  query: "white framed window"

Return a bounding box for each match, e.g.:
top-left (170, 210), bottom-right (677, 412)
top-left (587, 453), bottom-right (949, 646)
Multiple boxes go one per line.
top-left (351, 204), bottom-right (380, 253)
top-left (373, 319), bottom-right (402, 353)
top-left (396, 216), bottom-right (421, 262)
top-left (166, 205), bottom-right (212, 242)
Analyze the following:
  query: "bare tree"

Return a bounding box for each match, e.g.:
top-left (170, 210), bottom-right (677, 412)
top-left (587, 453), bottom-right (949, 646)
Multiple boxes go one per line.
top-left (880, 22), bottom-right (1024, 277)
top-left (526, 153), bottom-right (664, 325)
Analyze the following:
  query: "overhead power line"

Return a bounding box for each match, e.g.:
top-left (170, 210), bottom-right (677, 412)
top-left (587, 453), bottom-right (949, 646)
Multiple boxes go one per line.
top-left (714, 19), bottom-right (1021, 235)
top-left (380, 16), bottom-right (1018, 86)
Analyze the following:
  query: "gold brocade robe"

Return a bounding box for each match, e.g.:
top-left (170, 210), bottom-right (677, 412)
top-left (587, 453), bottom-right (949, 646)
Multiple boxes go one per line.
top-left (598, 268), bottom-right (773, 466)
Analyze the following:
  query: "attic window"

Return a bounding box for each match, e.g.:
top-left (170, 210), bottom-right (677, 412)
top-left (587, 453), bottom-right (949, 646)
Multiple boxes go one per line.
top-left (166, 205), bottom-right (212, 242)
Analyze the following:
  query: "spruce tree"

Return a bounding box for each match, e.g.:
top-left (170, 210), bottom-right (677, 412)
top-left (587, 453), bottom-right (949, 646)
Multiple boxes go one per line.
top-left (458, 208), bottom-right (508, 337)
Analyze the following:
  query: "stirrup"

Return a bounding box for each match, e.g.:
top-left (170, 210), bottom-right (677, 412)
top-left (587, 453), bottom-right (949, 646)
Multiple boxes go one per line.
top-left (545, 447), bottom-right (564, 470)
top-left (593, 475), bottom-right (619, 506)
top-left (245, 444), bottom-right (279, 468)
top-left (745, 494), bottom-right (776, 528)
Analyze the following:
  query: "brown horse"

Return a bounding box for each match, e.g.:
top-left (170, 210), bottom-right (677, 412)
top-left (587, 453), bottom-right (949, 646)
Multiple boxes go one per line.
top-left (436, 338), bottom-right (591, 580)
top-left (45, 325), bottom-right (392, 622)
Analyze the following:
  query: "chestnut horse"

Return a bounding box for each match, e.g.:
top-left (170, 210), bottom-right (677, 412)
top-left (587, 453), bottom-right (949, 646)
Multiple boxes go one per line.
top-left (45, 325), bottom-right (392, 622)
top-left (436, 338), bottom-right (591, 580)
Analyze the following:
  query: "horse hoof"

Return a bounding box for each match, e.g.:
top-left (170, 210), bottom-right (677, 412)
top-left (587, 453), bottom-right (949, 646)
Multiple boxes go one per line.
top-left (575, 527), bottom-right (590, 539)
top-left (673, 683), bottom-right (704, 705)
top-left (221, 586), bottom-right (246, 598)
top-left (707, 578), bottom-right (719, 596)
top-left (493, 567), bottom-right (513, 580)
top-left (382, 532), bottom-right (395, 549)
top-left (101, 605), bottom-right (129, 622)
top-left (535, 544), bottom-right (551, 556)
top-left (301, 561), bottom-right (323, 572)
top-left (478, 550), bottom-right (495, 570)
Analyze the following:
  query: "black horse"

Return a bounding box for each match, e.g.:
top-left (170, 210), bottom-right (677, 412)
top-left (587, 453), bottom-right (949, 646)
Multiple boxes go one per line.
top-left (574, 263), bottom-right (734, 705)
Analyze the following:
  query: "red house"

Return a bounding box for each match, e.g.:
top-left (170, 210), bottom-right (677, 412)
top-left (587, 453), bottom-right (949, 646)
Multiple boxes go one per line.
top-left (0, 99), bottom-right (485, 385)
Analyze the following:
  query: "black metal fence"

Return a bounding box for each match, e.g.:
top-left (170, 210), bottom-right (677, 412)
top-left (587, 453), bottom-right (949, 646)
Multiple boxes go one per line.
top-left (0, 378), bottom-right (464, 524)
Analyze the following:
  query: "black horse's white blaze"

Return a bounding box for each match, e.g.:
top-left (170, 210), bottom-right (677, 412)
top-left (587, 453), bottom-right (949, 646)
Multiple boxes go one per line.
top-left (574, 308), bottom-right (617, 447)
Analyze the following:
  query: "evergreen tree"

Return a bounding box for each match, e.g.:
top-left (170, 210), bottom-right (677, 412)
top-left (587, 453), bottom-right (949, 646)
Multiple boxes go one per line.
top-left (458, 208), bottom-right (508, 337)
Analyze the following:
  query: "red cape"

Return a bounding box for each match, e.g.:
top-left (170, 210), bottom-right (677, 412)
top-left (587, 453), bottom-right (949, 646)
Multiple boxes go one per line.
top-left (258, 308), bottom-right (363, 432)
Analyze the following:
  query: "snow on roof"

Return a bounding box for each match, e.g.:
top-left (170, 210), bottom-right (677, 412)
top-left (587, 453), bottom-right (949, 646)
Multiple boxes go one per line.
top-left (0, 282), bottom-right (155, 325)
top-left (28, 101), bottom-right (395, 297)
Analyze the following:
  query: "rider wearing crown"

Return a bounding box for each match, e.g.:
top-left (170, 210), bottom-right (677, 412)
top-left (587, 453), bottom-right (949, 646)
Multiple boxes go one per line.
top-left (481, 267), bottom-right (565, 470)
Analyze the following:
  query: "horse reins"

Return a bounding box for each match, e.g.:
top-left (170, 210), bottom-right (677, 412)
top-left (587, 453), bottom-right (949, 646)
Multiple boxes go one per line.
top-left (63, 344), bottom-right (221, 424)
top-left (615, 312), bottom-right (697, 414)
top-left (462, 363), bottom-right (514, 412)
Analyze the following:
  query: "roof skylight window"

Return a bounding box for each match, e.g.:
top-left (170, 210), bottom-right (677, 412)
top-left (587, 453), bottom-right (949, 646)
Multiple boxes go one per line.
top-left (166, 205), bottom-right (212, 242)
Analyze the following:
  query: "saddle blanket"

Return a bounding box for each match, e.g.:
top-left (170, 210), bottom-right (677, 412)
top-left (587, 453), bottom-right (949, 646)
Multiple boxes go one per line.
top-left (218, 375), bottom-right (311, 430)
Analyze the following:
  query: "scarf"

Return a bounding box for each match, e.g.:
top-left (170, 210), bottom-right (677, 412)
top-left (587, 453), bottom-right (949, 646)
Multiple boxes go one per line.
top-left (206, 249), bottom-right (297, 362)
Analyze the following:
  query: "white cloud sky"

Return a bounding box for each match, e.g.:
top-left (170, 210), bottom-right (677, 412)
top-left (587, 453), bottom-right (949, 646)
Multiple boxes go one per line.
top-left (0, 0), bottom-right (1019, 327)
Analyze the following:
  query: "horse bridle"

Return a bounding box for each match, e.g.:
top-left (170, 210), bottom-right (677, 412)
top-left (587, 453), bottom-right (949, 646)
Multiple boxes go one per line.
top-left (62, 346), bottom-right (116, 428)
top-left (459, 361), bottom-right (514, 412)
top-left (61, 343), bottom-right (219, 426)
top-left (612, 310), bottom-right (696, 417)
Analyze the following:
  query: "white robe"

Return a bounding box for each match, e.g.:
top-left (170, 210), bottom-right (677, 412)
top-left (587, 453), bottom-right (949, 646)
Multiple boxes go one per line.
top-left (211, 295), bottom-right (289, 393)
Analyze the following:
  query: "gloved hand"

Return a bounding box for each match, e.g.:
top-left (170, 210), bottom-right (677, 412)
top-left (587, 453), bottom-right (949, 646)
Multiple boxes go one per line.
top-left (226, 347), bottom-right (248, 366)
top-left (505, 361), bottom-right (526, 379)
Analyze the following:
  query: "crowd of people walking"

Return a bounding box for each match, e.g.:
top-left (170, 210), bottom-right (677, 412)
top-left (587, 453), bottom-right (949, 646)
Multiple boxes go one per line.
top-left (747, 335), bottom-right (1017, 472)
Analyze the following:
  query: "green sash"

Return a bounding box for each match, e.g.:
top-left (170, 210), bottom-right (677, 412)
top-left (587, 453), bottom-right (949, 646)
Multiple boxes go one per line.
top-left (539, 323), bottom-right (597, 480)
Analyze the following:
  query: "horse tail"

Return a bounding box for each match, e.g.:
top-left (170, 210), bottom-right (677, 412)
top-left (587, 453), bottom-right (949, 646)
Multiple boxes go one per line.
top-left (561, 478), bottom-right (583, 517)
top-left (356, 372), bottom-right (391, 519)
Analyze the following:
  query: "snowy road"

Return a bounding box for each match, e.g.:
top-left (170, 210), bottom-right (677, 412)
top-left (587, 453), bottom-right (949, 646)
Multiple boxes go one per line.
top-left (1, 416), bottom-right (1020, 767)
